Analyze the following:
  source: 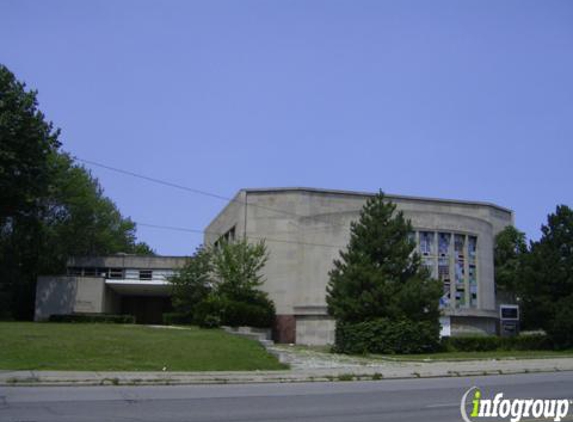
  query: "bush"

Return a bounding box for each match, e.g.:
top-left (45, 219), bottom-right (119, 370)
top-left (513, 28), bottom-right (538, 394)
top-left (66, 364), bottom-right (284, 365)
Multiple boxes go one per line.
top-left (333, 318), bottom-right (441, 354)
top-left (441, 334), bottom-right (553, 352)
top-left (162, 312), bottom-right (193, 325)
top-left (441, 336), bottom-right (500, 352)
top-left (221, 299), bottom-right (275, 328)
top-left (548, 296), bottom-right (573, 350)
top-left (507, 334), bottom-right (553, 351)
top-left (199, 314), bottom-right (222, 329)
top-left (192, 295), bottom-right (224, 328)
top-left (48, 314), bottom-right (135, 324)
top-left (191, 292), bottom-right (275, 329)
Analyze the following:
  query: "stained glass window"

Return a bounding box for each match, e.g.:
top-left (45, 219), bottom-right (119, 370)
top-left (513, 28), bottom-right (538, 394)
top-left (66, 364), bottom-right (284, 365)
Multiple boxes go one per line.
top-left (420, 231), bottom-right (434, 255)
top-left (438, 233), bottom-right (450, 256)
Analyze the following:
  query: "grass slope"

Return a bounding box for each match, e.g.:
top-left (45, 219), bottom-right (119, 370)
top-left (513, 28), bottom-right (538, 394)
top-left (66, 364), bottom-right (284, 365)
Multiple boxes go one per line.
top-left (0, 322), bottom-right (286, 371)
top-left (287, 345), bottom-right (573, 362)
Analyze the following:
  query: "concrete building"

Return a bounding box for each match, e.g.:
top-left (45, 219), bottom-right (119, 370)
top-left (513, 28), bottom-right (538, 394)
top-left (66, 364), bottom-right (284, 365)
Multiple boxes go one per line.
top-left (205, 187), bottom-right (513, 345)
top-left (35, 255), bottom-right (188, 324)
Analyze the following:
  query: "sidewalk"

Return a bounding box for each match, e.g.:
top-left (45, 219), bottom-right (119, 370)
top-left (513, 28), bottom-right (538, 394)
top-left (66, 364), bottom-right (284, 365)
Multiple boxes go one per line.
top-left (2, 357), bottom-right (573, 386)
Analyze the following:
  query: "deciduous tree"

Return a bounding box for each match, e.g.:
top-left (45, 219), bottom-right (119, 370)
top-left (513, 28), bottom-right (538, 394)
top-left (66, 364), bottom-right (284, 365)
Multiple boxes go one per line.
top-left (0, 65), bottom-right (153, 319)
top-left (494, 225), bottom-right (527, 297)
top-left (520, 205), bottom-right (573, 348)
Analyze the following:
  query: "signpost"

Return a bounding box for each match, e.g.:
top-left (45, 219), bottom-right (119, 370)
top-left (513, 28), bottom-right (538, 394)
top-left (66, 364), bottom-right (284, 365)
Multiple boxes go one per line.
top-left (499, 304), bottom-right (520, 337)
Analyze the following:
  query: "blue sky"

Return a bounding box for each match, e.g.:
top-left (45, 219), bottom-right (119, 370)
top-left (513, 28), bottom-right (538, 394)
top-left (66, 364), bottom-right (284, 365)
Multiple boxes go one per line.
top-left (2, 1), bottom-right (572, 255)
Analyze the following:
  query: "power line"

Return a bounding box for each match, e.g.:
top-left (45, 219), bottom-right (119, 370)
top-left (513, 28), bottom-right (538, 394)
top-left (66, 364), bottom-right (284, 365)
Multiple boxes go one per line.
top-left (77, 157), bottom-right (234, 202)
top-left (137, 222), bottom-right (348, 250)
top-left (76, 157), bottom-right (352, 231)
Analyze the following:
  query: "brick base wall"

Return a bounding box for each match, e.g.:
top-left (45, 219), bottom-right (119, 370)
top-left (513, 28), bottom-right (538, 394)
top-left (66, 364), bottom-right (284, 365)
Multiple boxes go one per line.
top-left (273, 314), bottom-right (296, 343)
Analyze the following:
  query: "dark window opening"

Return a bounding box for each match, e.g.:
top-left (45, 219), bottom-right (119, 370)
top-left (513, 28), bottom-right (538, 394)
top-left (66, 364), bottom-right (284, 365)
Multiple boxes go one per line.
top-left (139, 270), bottom-right (153, 280)
top-left (109, 268), bottom-right (124, 279)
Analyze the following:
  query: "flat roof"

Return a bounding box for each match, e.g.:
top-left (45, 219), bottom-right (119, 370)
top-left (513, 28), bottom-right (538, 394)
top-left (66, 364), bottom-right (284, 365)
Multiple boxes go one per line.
top-left (69, 254), bottom-right (190, 260)
top-left (67, 255), bottom-right (190, 269)
top-left (242, 187), bottom-right (513, 214)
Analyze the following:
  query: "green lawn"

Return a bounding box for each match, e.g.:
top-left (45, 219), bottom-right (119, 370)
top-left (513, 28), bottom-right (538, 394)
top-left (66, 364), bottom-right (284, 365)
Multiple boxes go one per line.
top-left (0, 322), bottom-right (286, 371)
top-left (285, 344), bottom-right (573, 362)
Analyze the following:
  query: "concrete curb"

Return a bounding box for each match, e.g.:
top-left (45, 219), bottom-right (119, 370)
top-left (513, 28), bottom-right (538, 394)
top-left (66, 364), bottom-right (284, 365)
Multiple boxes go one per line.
top-left (2, 359), bottom-right (573, 387)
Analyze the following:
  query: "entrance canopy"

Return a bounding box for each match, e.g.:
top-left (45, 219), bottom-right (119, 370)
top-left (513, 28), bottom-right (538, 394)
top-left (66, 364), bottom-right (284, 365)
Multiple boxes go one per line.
top-left (105, 279), bottom-right (171, 297)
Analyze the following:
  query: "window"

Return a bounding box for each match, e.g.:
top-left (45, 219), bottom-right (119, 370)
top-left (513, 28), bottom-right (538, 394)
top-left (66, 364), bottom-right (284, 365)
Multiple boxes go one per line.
top-left (109, 268), bottom-right (124, 279)
top-left (438, 253), bottom-right (451, 309)
top-left (415, 230), bottom-right (478, 309)
top-left (422, 257), bottom-right (436, 278)
top-left (456, 286), bottom-right (466, 307)
top-left (222, 226), bottom-right (236, 243)
top-left (468, 265), bottom-right (476, 280)
top-left (68, 267), bottom-right (82, 276)
top-left (440, 284), bottom-right (451, 308)
top-left (139, 270), bottom-right (153, 280)
top-left (438, 257), bottom-right (450, 280)
top-left (468, 236), bottom-right (477, 260)
top-left (438, 233), bottom-right (451, 256)
top-left (407, 231), bottom-right (416, 243)
top-left (455, 261), bottom-right (465, 280)
top-left (215, 225), bottom-right (237, 248)
top-left (419, 232), bottom-right (434, 255)
top-left (469, 263), bottom-right (478, 308)
top-left (154, 270), bottom-right (174, 280)
top-left (454, 234), bottom-right (465, 258)
top-left (470, 284), bottom-right (478, 307)
top-left (83, 268), bottom-right (96, 276)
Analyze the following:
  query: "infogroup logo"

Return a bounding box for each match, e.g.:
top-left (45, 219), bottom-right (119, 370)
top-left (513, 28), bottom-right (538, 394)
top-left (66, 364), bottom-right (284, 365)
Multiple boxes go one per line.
top-left (460, 387), bottom-right (571, 422)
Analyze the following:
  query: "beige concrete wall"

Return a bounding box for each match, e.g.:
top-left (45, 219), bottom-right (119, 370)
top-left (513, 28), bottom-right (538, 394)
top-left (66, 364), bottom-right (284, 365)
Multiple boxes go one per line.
top-left (35, 276), bottom-right (77, 321)
top-left (296, 316), bottom-right (336, 345)
top-left (451, 316), bottom-right (498, 336)
top-left (73, 277), bottom-right (106, 313)
top-left (205, 188), bottom-right (513, 344)
top-left (35, 276), bottom-right (106, 321)
top-left (204, 191), bottom-right (247, 243)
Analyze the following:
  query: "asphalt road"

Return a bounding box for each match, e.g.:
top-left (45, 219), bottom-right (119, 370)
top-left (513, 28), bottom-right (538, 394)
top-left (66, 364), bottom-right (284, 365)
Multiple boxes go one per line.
top-left (2, 372), bottom-right (573, 422)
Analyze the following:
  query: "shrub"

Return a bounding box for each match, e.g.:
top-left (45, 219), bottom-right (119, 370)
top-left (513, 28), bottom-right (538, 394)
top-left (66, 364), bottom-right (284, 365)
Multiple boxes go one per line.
top-left (221, 299), bottom-right (275, 328)
top-left (192, 292), bottom-right (275, 329)
top-left (333, 318), bottom-right (441, 354)
top-left (192, 295), bottom-right (224, 327)
top-left (199, 314), bottom-right (222, 329)
top-left (505, 334), bottom-right (553, 351)
top-left (441, 334), bottom-right (553, 352)
top-left (548, 296), bottom-right (573, 350)
top-left (440, 336), bottom-right (500, 352)
top-left (162, 312), bottom-right (193, 325)
top-left (48, 314), bottom-right (135, 324)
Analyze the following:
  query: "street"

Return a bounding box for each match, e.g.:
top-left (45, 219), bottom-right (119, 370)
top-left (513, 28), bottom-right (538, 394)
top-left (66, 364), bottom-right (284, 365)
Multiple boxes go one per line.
top-left (2, 372), bottom-right (573, 422)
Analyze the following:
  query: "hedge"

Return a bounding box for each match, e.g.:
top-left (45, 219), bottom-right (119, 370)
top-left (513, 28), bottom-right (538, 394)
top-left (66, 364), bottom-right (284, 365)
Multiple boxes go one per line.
top-left (220, 300), bottom-right (275, 328)
top-left (48, 314), bottom-right (135, 324)
top-left (333, 318), bottom-right (441, 354)
top-left (192, 296), bottom-right (275, 329)
top-left (162, 312), bottom-right (193, 326)
top-left (441, 334), bottom-right (552, 352)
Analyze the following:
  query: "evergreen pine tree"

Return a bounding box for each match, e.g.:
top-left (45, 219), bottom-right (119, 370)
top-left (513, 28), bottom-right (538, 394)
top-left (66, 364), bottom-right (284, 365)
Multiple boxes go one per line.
top-left (326, 190), bottom-right (442, 326)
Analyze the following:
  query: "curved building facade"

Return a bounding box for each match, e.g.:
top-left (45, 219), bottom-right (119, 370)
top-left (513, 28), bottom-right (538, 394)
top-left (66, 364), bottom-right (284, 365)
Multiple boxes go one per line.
top-left (205, 188), bottom-right (513, 345)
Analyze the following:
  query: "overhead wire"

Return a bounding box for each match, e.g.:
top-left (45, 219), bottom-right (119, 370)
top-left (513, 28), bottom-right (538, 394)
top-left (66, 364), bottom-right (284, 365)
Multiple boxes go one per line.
top-left (76, 157), bottom-right (355, 232)
top-left (136, 222), bottom-right (348, 249)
